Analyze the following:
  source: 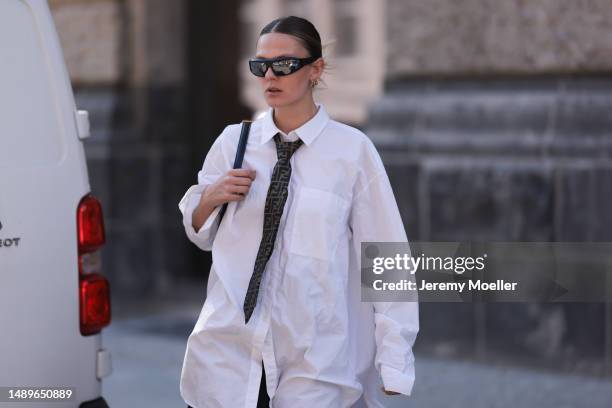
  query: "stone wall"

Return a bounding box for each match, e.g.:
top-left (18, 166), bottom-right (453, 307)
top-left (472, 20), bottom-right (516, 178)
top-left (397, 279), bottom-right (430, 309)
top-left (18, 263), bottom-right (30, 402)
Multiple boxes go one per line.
top-left (368, 0), bottom-right (612, 376)
top-left (50, 0), bottom-right (122, 84)
top-left (387, 0), bottom-right (612, 77)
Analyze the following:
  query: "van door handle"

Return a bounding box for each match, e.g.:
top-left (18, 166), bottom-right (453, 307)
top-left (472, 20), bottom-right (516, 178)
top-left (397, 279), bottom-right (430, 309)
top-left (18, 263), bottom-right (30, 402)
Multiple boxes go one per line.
top-left (75, 109), bottom-right (91, 139)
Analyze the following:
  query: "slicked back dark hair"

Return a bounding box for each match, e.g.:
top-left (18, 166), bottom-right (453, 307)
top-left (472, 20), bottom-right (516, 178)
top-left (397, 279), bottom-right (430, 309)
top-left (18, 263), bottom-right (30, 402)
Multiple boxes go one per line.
top-left (259, 16), bottom-right (322, 59)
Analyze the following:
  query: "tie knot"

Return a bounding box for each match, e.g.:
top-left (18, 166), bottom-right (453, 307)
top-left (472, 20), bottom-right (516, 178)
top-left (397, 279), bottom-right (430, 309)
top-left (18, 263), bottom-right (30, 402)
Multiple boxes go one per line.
top-left (274, 133), bottom-right (304, 161)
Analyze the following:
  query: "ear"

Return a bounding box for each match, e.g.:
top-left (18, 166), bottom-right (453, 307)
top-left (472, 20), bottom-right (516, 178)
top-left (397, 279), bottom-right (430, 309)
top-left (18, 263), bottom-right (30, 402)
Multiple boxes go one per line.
top-left (310, 57), bottom-right (325, 80)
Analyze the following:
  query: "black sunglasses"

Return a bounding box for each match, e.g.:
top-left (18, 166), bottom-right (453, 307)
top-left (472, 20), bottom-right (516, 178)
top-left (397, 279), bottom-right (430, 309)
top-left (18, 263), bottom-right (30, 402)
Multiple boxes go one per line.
top-left (248, 55), bottom-right (318, 77)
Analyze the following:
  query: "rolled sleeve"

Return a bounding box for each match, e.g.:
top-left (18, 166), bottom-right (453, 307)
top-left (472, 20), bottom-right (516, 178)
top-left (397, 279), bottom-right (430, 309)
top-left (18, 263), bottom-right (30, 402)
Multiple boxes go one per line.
top-left (178, 126), bottom-right (230, 251)
top-left (349, 141), bottom-right (420, 397)
top-left (178, 184), bottom-right (223, 251)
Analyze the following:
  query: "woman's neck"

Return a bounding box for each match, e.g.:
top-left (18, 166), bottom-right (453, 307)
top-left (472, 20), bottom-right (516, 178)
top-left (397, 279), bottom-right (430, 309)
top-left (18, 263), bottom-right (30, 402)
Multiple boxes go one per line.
top-left (272, 98), bottom-right (319, 135)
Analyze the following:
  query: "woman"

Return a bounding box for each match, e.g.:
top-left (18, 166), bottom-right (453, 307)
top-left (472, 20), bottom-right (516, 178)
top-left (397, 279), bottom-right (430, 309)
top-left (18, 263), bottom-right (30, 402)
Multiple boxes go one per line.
top-left (179, 16), bottom-right (419, 408)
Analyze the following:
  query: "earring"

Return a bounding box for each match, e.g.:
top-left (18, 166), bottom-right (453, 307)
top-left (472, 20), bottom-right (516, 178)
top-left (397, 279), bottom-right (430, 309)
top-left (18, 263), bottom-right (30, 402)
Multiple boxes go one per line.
top-left (311, 79), bottom-right (319, 88)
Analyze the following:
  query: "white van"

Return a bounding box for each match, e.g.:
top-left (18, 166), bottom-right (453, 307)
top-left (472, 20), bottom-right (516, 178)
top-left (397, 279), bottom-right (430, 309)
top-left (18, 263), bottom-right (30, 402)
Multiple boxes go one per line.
top-left (0, 1), bottom-right (112, 407)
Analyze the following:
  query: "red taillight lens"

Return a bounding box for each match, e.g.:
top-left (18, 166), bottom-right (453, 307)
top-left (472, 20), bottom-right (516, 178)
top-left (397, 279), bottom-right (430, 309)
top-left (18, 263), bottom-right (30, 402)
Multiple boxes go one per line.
top-left (77, 195), bottom-right (105, 252)
top-left (80, 273), bottom-right (111, 335)
top-left (77, 194), bottom-right (111, 336)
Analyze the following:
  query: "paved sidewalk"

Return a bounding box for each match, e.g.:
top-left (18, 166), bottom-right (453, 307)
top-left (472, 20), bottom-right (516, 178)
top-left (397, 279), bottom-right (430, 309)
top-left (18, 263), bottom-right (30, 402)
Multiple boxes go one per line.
top-left (101, 304), bottom-right (612, 408)
top-left (397, 357), bottom-right (612, 408)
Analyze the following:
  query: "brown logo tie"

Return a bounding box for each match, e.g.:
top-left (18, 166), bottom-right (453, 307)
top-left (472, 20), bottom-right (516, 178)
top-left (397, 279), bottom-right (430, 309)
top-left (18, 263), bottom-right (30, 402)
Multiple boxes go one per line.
top-left (243, 133), bottom-right (304, 323)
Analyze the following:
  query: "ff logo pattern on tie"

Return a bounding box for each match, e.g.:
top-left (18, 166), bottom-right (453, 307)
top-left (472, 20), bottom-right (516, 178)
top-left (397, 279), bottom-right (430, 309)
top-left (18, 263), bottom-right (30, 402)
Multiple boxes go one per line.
top-left (243, 133), bottom-right (304, 323)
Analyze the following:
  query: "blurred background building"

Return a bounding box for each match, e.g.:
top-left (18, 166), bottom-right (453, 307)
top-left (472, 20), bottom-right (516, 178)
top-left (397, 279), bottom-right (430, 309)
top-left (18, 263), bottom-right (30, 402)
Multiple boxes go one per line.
top-left (49, 0), bottom-right (612, 382)
top-left (240, 0), bottom-right (386, 123)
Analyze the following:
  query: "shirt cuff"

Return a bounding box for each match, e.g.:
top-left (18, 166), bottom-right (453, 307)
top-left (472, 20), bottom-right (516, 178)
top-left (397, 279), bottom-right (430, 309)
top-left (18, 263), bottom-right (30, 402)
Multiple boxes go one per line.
top-left (178, 184), bottom-right (222, 251)
top-left (380, 364), bottom-right (415, 396)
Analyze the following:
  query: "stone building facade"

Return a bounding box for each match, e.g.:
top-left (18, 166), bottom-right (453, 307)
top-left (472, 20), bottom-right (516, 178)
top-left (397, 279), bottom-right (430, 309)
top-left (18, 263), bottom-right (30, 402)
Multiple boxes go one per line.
top-left (365, 0), bottom-right (612, 377)
top-left (49, 0), bottom-right (612, 375)
top-left (49, 0), bottom-right (249, 297)
top-left (239, 0), bottom-right (385, 124)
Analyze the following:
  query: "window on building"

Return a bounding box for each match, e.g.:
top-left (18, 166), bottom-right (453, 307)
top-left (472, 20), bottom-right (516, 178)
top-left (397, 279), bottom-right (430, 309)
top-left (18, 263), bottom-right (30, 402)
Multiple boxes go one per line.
top-left (332, 0), bottom-right (357, 56)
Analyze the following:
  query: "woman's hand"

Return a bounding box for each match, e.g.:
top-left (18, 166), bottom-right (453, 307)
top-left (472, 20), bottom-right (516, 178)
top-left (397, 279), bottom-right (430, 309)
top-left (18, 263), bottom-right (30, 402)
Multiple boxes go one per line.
top-left (201, 168), bottom-right (257, 208)
top-left (192, 169), bottom-right (256, 231)
top-left (381, 386), bottom-right (400, 395)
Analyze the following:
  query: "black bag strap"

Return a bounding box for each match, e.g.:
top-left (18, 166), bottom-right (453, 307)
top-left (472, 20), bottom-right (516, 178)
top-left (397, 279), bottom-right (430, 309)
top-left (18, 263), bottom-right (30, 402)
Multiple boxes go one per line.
top-left (218, 120), bottom-right (252, 224)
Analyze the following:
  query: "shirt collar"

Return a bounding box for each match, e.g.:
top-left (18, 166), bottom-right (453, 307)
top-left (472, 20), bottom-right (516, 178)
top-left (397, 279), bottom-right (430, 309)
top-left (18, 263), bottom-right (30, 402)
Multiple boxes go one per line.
top-left (259, 102), bottom-right (329, 147)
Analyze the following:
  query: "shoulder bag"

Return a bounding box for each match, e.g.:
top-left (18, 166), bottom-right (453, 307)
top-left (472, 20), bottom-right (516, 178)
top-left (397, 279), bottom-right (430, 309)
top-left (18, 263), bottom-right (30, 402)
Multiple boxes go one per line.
top-left (217, 120), bottom-right (252, 224)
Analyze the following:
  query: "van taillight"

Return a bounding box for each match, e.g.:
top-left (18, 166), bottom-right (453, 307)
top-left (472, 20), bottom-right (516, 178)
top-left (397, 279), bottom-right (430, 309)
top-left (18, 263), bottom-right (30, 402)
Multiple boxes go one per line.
top-left (77, 194), bottom-right (111, 336)
top-left (78, 195), bottom-right (105, 251)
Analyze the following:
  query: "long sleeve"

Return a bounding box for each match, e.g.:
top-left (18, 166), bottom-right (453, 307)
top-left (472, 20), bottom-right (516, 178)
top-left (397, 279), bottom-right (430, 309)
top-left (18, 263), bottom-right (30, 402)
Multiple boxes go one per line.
top-left (349, 141), bottom-right (420, 396)
top-left (178, 126), bottom-right (229, 251)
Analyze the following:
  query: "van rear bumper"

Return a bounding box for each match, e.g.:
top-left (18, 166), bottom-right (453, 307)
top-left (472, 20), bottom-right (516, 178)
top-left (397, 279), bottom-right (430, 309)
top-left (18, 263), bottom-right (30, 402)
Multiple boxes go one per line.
top-left (79, 396), bottom-right (109, 408)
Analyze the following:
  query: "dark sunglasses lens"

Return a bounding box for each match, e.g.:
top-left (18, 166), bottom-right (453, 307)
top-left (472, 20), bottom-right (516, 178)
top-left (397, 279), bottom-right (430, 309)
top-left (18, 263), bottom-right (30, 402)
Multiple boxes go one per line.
top-left (272, 59), bottom-right (299, 76)
top-left (249, 61), bottom-right (267, 77)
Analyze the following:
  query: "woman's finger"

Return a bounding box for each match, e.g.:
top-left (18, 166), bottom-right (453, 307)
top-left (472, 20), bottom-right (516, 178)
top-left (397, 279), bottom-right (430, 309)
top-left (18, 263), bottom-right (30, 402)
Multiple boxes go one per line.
top-left (222, 192), bottom-right (245, 202)
top-left (227, 175), bottom-right (254, 186)
top-left (380, 386), bottom-right (400, 395)
top-left (228, 168), bottom-right (256, 180)
top-left (227, 184), bottom-right (250, 195)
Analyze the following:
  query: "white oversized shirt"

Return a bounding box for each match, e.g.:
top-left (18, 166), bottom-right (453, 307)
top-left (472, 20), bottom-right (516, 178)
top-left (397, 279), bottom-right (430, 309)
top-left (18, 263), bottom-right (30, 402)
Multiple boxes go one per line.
top-left (178, 102), bottom-right (419, 408)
